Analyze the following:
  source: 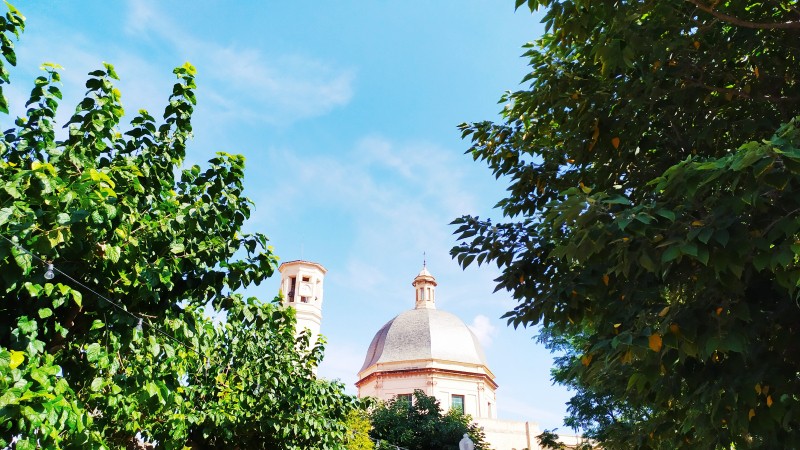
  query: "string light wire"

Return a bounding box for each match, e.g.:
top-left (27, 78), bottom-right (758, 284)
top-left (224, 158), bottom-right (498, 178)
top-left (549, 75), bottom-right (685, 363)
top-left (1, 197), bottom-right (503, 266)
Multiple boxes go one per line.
top-left (0, 236), bottom-right (417, 444)
top-left (1, 235), bottom-right (434, 448)
top-left (0, 232), bottom-right (195, 352)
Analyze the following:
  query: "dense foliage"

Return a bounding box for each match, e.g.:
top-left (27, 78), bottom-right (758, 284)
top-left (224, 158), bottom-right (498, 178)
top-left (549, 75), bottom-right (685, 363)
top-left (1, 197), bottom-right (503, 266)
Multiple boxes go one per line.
top-left (369, 390), bottom-right (488, 450)
top-left (344, 409), bottom-right (375, 450)
top-left (0, 6), bottom-right (353, 449)
top-left (452, 1), bottom-right (800, 448)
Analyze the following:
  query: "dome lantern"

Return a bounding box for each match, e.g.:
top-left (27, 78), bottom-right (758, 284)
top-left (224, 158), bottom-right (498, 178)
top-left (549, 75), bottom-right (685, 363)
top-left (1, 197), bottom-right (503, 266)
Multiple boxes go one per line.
top-left (412, 263), bottom-right (437, 309)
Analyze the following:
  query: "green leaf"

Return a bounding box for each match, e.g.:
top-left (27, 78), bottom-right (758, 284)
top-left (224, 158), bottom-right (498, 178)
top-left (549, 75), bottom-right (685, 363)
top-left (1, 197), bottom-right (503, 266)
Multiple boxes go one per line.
top-left (661, 246), bottom-right (681, 263)
top-left (145, 381), bottom-right (159, 398)
top-left (37, 308), bottom-right (52, 318)
top-left (0, 207), bottom-right (13, 225)
top-left (91, 210), bottom-right (104, 223)
top-left (721, 333), bottom-right (745, 353)
top-left (3, 184), bottom-right (21, 198)
top-left (638, 251), bottom-right (656, 272)
top-left (86, 343), bottom-right (102, 362)
top-left (147, 335), bottom-right (161, 357)
top-left (24, 282), bottom-right (42, 297)
top-left (714, 229), bottom-right (730, 247)
top-left (163, 343), bottom-right (175, 358)
top-left (11, 245), bottom-right (32, 274)
top-left (696, 247), bottom-right (710, 266)
top-left (106, 245), bottom-right (121, 263)
top-left (90, 377), bottom-right (104, 392)
top-left (605, 195), bottom-right (631, 205)
top-left (56, 212), bottom-right (71, 224)
top-left (15, 439), bottom-right (36, 450)
top-left (70, 288), bottom-right (82, 307)
top-left (17, 317), bottom-right (37, 334)
top-left (655, 209), bottom-right (676, 222)
top-left (9, 350), bottom-right (24, 369)
top-left (697, 227), bottom-right (713, 244)
top-left (103, 62), bottom-right (119, 79)
top-left (730, 147), bottom-right (764, 171)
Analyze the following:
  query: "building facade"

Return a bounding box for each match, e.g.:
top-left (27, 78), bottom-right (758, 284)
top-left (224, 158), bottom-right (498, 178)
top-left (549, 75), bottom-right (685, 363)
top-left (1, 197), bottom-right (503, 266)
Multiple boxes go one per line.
top-left (356, 266), bottom-right (553, 449)
top-left (280, 260), bottom-right (582, 450)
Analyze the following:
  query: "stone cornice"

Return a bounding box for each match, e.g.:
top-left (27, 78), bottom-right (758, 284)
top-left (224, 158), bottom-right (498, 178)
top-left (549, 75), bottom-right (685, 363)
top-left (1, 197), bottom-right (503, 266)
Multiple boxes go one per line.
top-left (356, 365), bottom-right (499, 390)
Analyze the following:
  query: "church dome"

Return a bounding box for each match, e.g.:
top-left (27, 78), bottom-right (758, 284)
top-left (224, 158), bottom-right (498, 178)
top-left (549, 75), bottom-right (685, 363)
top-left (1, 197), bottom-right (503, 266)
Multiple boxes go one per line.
top-left (359, 307), bottom-right (488, 372)
top-left (356, 265), bottom-right (498, 419)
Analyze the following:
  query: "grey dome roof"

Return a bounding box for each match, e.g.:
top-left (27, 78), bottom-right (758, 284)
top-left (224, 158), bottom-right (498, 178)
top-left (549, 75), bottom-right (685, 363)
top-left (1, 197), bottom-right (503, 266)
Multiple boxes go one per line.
top-left (360, 308), bottom-right (488, 372)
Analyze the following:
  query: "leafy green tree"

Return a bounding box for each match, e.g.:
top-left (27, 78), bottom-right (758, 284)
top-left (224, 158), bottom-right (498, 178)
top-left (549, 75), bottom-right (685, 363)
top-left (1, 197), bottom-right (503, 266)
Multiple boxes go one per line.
top-left (452, 1), bottom-right (800, 448)
top-left (344, 408), bottom-right (375, 450)
top-left (369, 390), bottom-right (489, 450)
top-left (0, 5), bottom-right (353, 449)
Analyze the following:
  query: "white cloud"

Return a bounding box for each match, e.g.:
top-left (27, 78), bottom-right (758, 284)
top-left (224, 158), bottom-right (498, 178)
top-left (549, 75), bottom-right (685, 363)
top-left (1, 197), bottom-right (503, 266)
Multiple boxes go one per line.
top-left (468, 314), bottom-right (497, 347)
top-left (5, 28), bottom-right (171, 141)
top-left (248, 134), bottom-right (482, 271)
top-left (123, 0), bottom-right (355, 125)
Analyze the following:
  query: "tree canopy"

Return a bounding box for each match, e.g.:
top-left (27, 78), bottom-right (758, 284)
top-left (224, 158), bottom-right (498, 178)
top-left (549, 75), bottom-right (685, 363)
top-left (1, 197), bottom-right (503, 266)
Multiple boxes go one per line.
top-left (344, 409), bottom-right (375, 450)
top-left (0, 5), bottom-right (353, 449)
top-left (369, 390), bottom-right (488, 450)
top-left (452, 1), bottom-right (800, 448)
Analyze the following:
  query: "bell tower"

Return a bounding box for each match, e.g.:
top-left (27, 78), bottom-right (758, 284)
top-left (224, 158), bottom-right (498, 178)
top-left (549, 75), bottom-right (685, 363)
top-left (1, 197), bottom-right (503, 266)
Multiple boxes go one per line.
top-left (278, 260), bottom-right (327, 346)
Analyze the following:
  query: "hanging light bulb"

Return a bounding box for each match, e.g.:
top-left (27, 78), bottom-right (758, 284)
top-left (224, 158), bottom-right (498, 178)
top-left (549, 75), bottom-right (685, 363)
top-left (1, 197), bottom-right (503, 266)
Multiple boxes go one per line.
top-left (44, 263), bottom-right (55, 280)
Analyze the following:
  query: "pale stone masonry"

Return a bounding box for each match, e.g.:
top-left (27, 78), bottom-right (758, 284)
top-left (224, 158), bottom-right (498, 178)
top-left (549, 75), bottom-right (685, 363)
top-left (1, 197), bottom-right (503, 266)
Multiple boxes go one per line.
top-left (280, 260), bottom-right (584, 450)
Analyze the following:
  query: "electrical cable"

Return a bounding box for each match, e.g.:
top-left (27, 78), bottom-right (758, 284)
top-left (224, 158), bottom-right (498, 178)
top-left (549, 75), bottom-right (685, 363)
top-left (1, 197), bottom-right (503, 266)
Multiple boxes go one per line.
top-left (0, 232), bottom-right (196, 352)
top-left (2, 234), bottom-right (430, 449)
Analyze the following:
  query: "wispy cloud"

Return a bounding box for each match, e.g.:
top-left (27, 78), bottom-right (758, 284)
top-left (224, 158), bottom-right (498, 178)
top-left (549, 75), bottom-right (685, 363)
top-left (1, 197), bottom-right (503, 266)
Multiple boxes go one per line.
top-left (123, 0), bottom-right (355, 126)
top-left (5, 27), bottom-right (171, 138)
top-left (468, 314), bottom-right (497, 347)
top-left (248, 134), bottom-right (483, 290)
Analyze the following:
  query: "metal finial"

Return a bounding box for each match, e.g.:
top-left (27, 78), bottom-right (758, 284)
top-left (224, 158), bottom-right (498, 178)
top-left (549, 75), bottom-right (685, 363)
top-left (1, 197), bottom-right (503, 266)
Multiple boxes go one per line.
top-left (423, 251), bottom-right (426, 268)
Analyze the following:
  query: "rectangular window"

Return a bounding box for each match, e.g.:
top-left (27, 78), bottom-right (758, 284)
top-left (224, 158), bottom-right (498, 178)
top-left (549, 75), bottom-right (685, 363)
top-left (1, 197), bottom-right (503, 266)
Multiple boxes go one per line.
top-left (288, 277), bottom-right (296, 302)
top-left (396, 393), bottom-right (412, 404)
top-left (451, 394), bottom-right (464, 413)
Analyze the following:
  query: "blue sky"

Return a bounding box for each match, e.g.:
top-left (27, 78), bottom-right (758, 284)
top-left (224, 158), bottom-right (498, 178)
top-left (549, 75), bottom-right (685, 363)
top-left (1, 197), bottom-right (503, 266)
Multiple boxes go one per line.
top-left (7, 0), bottom-right (573, 431)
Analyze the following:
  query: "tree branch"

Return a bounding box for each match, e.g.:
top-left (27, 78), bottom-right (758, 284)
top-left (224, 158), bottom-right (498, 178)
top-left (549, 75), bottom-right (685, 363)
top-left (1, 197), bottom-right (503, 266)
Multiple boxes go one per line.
top-left (686, 0), bottom-right (800, 29)
top-left (681, 78), bottom-right (800, 104)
